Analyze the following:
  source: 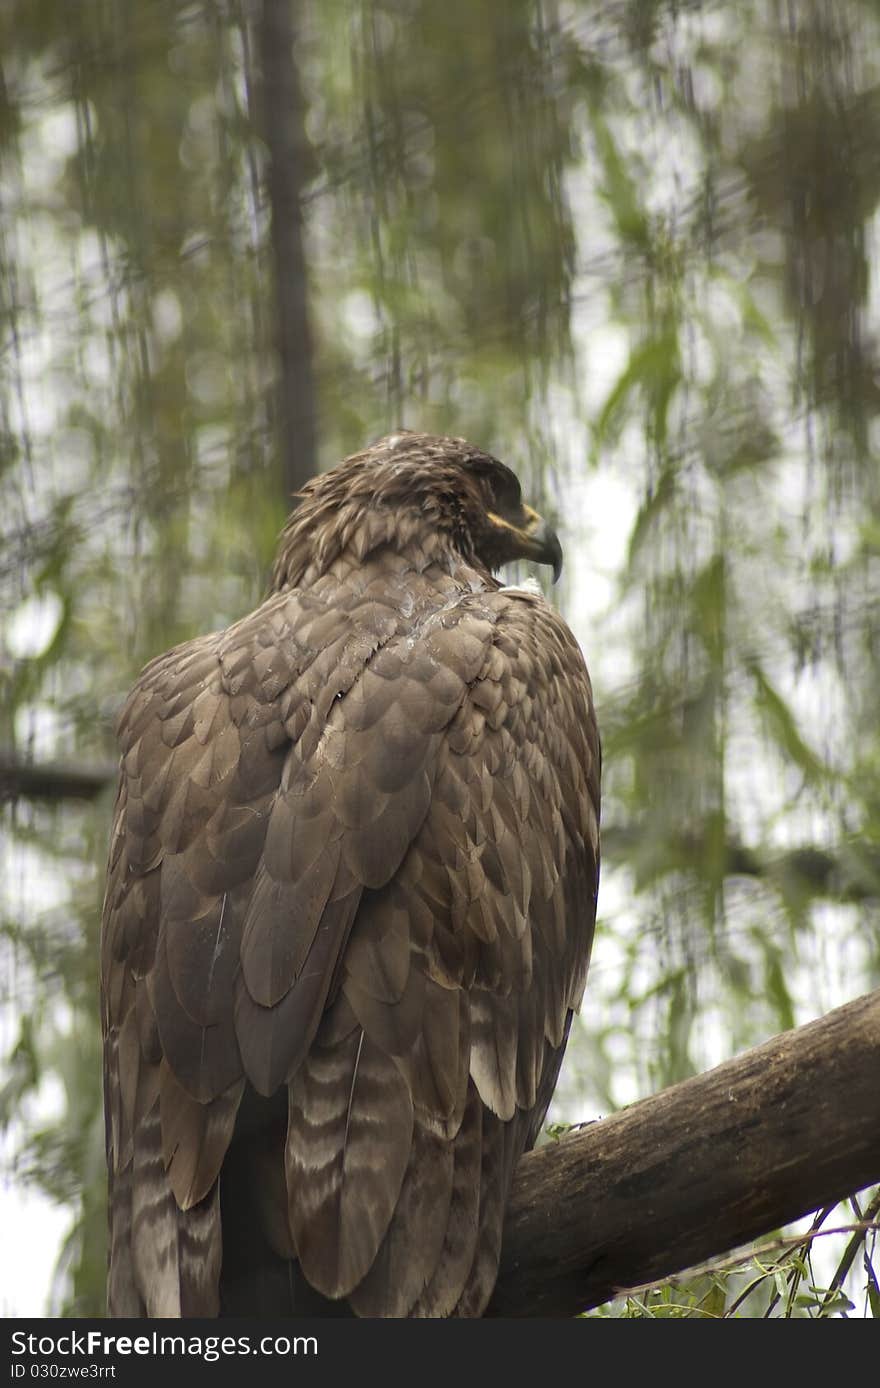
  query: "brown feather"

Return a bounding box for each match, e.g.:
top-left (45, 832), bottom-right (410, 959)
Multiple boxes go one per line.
top-left (234, 889), bottom-right (361, 1096)
top-left (411, 1082), bottom-right (484, 1317)
top-left (286, 1027), bottom-right (414, 1297)
top-left (159, 1064), bottom-right (244, 1209)
top-left (347, 1122), bottom-right (454, 1317)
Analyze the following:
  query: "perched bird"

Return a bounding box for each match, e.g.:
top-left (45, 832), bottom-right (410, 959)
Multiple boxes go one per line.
top-left (101, 431), bottom-right (600, 1317)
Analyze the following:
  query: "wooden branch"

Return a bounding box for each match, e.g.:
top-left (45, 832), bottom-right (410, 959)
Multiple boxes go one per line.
top-left (601, 823), bottom-right (880, 903)
top-left (0, 752), bottom-right (116, 803)
top-left (490, 988), bottom-right (880, 1316)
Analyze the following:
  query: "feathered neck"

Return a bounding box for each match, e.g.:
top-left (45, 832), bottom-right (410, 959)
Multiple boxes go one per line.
top-left (268, 456), bottom-right (491, 593)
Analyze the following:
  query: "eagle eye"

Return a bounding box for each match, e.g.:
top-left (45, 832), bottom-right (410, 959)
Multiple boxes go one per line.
top-left (464, 454), bottom-right (522, 516)
top-left (488, 468), bottom-right (522, 517)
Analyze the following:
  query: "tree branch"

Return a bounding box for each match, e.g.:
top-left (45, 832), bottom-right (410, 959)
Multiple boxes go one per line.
top-left (490, 988), bottom-right (880, 1316)
top-left (0, 752), bottom-right (117, 803)
top-left (601, 824), bottom-right (880, 903)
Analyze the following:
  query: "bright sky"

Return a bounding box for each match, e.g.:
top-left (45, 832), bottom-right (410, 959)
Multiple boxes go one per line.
top-left (0, 1175), bottom-right (70, 1317)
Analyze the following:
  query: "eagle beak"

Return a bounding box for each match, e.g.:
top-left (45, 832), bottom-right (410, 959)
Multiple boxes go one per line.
top-left (487, 505), bottom-right (564, 582)
top-left (520, 507), bottom-right (564, 583)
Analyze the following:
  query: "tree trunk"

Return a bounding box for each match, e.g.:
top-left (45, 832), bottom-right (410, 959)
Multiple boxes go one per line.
top-left (256, 0), bottom-right (318, 499)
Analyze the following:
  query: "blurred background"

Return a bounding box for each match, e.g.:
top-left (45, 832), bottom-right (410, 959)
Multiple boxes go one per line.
top-left (1, 0), bottom-right (879, 1318)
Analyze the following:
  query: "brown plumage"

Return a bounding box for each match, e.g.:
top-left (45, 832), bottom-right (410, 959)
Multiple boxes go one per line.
top-left (101, 431), bottom-right (601, 1317)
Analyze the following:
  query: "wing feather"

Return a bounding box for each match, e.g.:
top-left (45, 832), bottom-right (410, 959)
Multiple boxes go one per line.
top-left (285, 1023), bottom-right (414, 1298)
top-left (410, 1082), bottom-right (484, 1317)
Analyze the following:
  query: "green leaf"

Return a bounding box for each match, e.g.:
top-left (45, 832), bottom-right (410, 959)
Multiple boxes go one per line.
top-left (590, 112), bottom-right (650, 249)
top-left (748, 658), bottom-right (828, 784)
top-left (594, 329), bottom-right (681, 454)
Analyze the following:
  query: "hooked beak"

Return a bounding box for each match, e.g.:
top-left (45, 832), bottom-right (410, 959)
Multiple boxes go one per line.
top-left (486, 505), bottom-right (564, 583)
top-left (520, 507), bottom-right (564, 583)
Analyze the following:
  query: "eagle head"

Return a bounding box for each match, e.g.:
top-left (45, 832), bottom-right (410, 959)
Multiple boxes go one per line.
top-left (270, 431), bottom-right (563, 590)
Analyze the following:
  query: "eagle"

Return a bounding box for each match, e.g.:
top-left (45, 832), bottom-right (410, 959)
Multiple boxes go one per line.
top-left (101, 431), bottom-right (600, 1318)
